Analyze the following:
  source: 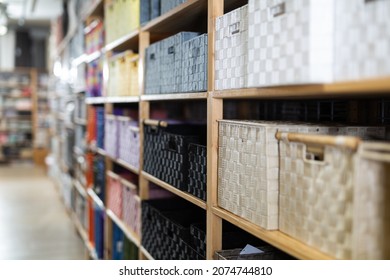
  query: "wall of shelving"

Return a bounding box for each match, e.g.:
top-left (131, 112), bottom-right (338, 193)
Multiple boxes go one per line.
top-left (48, 0), bottom-right (390, 261)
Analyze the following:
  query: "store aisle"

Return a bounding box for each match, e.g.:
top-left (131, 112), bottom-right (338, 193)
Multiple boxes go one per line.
top-left (0, 164), bottom-right (86, 260)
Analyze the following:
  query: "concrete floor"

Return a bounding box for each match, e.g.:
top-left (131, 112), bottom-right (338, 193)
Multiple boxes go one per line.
top-left (0, 163), bottom-right (86, 260)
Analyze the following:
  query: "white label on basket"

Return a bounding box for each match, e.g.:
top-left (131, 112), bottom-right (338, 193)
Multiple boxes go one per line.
top-left (240, 244), bottom-right (264, 255)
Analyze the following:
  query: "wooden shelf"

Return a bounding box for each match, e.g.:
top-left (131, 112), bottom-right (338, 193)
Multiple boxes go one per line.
top-left (106, 209), bottom-right (140, 247)
top-left (0, 82), bottom-right (29, 88)
top-left (105, 96), bottom-right (140, 103)
top-left (105, 30), bottom-right (139, 52)
top-left (85, 50), bottom-right (103, 63)
top-left (86, 97), bottom-right (106, 104)
top-left (140, 246), bottom-right (155, 260)
top-left (71, 212), bottom-right (98, 260)
top-left (141, 92), bottom-right (207, 101)
top-left (96, 148), bottom-right (106, 156)
top-left (212, 207), bottom-right (333, 260)
top-left (71, 212), bottom-right (88, 244)
top-left (212, 77), bottom-right (390, 99)
top-left (141, 0), bottom-right (207, 34)
top-left (73, 179), bottom-right (87, 198)
top-left (115, 158), bottom-right (139, 175)
top-left (141, 171), bottom-right (206, 210)
top-left (87, 188), bottom-right (105, 210)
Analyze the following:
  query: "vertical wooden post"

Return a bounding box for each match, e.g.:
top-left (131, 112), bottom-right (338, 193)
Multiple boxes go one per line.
top-left (206, 0), bottom-right (224, 260)
top-left (138, 31), bottom-right (151, 259)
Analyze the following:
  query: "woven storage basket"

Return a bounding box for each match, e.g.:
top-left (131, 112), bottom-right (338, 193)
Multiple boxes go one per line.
top-left (218, 120), bottom-right (334, 230)
top-left (353, 142), bottom-right (390, 259)
top-left (247, 0), bottom-right (334, 87)
top-left (107, 171), bottom-right (123, 219)
top-left (142, 198), bottom-right (204, 260)
top-left (118, 116), bottom-right (140, 169)
top-left (105, 114), bottom-right (119, 158)
top-left (122, 179), bottom-right (141, 236)
top-left (334, 0), bottom-right (390, 82)
top-left (143, 120), bottom-right (205, 190)
top-left (188, 143), bottom-right (207, 201)
top-left (277, 131), bottom-right (360, 259)
top-left (215, 5), bottom-right (248, 90)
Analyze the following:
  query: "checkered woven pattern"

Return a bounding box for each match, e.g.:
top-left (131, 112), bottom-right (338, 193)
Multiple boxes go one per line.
top-left (107, 174), bottom-right (123, 219)
top-left (218, 121), bottom-right (342, 230)
top-left (118, 118), bottom-right (140, 169)
top-left (215, 5), bottom-right (248, 90)
top-left (182, 34), bottom-right (208, 92)
top-left (247, 0), bottom-right (334, 87)
top-left (122, 184), bottom-right (140, 236)
top-left (161, 0), bottom-right (185, 15)
top-left (105, 115), bottom-right (119, 158)
top-left (353, 142), bottom-right (390, 259)
top-left (145, 42), bottom-right (161, 94)
top-left (279, 138), bottom-right (355, 259)
top-left (218, 121), bottom-right (297, 230)
top-left (334, 0), bottom-right (390, 81)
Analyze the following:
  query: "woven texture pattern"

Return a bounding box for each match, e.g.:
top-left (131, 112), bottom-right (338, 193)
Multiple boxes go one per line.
top-left (141, 199), bottom-right (205, 260)
top-left (247, 0), bottom-right (334, 87)
top-left (118, 118), bottom-right (140, 169)
top-left (182, 34), bottom-right (208, 92)
top-left (218, 121), bottom-right (298, 230)
top-left (122, 185), bottom-right (140, 236)
top-left (353, 143), bottom-right (390, 259)
top-left (143, 122), bottom-right (205, 191)
top-left (107, 174), bottom-right (123, 219)
top-left (145, 42), bottom-right (161, 94)
top-left (188, 144), bottom-right (207, 201)
top-left (215, 5), bottom-right (248, 90)
top-left (279, 139), bottom-right (355, 259)
top-left (335, 0), bottom-right (390, 81)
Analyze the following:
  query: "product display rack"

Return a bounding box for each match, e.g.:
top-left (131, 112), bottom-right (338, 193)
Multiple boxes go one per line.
top-left (0, 68), bottom-right (49, 164)
top-left (48, 0), bottom-right (390, 260)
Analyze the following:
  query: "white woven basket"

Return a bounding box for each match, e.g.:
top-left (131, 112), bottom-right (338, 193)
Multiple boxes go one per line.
top-left (353, 142), bottom-right (390, 259)
top-left (218, 120), bottom-right (337, 230)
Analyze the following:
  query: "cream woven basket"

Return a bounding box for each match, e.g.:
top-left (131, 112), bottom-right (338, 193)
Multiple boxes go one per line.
top-left (218, 120), bottom-right (339, 230)
top-left (353, 142), bottom-right (390, 259)
top-left (277, 131), bottom-right (390, 259)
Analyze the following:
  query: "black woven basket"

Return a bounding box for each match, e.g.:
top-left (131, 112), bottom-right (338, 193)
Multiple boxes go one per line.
top-left (143, 122), bottom-right (206, 191)
top-left (188, 143), bottom-right (207, 201)
top-left (142, 198), bottom-right (205, 260)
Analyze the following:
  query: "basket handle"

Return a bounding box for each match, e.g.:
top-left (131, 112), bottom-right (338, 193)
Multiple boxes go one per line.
top-left (275, 131), bottom-right (361, 150)
top-left (143, 119), bottom-right (168, 127)
top-left (359, 142), bottom-right (390, 162)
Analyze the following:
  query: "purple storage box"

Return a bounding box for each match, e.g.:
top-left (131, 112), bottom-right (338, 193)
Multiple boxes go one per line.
top-left (118, 116), bottom-right (140, 169)
top-left (105, 114), bottom-right (119, 158)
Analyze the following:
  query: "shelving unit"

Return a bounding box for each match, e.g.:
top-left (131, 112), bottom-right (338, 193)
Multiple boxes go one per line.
top-left (0, 68), bottom-right (48, 163)
top-left (48, 0), bottom-right (390, 261)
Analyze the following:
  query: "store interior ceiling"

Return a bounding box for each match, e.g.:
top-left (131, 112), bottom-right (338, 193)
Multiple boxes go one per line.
top-left (0, 0), bottom-right (62, 28)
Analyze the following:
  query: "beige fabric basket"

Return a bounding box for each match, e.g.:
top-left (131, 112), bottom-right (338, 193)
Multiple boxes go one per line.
top-left (278, 131), bottom-right (360, 259)
top-left (353, 142), bottom-right (390, 259)
top-left (218, 120), bottom-right (338, 230)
